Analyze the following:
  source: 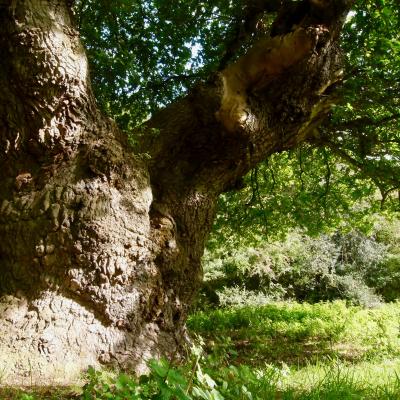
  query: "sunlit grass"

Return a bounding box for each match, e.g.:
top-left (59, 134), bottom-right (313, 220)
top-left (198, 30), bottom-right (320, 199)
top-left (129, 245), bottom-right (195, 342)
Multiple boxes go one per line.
top-left (188, 301), bottom-right (400, 366)
top-left (2, 301), bottom-right (400, 399)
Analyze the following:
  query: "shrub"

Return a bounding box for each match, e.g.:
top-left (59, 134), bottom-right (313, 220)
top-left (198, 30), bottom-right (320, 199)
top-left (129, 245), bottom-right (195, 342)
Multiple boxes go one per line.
top-left (201, 218), bottom-right (400, 307)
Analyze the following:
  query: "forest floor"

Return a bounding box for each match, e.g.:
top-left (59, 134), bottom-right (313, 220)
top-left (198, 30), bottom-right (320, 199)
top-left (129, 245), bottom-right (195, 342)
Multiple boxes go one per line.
top-left (1, 301), bottom-right (400, 399)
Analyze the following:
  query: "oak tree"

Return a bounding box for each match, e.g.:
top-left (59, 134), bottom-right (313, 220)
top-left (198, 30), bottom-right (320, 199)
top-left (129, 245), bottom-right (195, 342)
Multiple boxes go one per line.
top-left (1, 0), bottom-right (398, 385)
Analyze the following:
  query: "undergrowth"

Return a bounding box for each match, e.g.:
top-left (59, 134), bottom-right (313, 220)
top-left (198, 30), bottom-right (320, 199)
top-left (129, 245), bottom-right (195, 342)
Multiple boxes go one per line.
top-left (2, 301), bottom-right (400, 399)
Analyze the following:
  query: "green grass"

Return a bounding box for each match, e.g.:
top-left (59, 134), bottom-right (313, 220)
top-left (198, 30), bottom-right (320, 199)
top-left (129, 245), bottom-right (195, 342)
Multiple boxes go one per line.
top-left (188, 301), bottom-right (400, 366)
top-left (184, 301), bottom-right (400, 399)
top-left (0, 387), bottom-right (79, 400)
top-left (2, 301), bottom-right (400, 399)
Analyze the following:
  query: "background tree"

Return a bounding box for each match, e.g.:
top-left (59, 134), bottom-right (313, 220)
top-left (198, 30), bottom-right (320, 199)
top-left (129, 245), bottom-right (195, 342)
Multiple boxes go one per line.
top-left (1, 0), bottom-right (398, 386)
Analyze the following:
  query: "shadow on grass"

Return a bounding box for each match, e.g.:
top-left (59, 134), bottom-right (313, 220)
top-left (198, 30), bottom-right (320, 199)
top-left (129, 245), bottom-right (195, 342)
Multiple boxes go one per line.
top-left (0, 386), bottom-right (80, 400)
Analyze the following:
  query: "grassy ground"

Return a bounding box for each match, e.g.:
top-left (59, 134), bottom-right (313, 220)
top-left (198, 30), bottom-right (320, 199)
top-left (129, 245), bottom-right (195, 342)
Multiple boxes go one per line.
top-left (188, 301), bottom-right (400, 366)
top-left (1, 301), bottom-right (400, 399)
top-left (186, 301), bottom-right (400, 399)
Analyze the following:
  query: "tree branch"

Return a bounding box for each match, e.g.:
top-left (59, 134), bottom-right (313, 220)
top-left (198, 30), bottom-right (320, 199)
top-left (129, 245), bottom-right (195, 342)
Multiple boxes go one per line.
top-left (316, 139), bottom-right (400, 190)
top-left (331, 113), bottom-right (400, 131)
top-left (320, 148), bottom-right (331, 212)
top-left (139, 0), bottom-right (353, 203)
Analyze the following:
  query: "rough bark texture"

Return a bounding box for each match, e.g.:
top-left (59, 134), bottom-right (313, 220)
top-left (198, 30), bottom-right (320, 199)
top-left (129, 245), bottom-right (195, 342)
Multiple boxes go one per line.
top-left (0, 0), bottom-right (351, 385)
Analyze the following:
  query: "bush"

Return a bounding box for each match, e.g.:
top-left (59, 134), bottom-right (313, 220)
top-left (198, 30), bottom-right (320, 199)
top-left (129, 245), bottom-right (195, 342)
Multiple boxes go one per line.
top-left (201, 218), bottom-right (400, 308)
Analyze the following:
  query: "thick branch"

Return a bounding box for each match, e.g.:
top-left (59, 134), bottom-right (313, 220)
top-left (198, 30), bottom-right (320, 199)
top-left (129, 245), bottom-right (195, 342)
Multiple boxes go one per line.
top-left (140, 1), bottom-right (351, 203)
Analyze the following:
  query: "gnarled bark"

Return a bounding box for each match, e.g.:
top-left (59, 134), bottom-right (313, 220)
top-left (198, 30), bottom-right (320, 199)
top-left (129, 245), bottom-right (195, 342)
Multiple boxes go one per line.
top-left (0, 0), bottom-right (351, 385)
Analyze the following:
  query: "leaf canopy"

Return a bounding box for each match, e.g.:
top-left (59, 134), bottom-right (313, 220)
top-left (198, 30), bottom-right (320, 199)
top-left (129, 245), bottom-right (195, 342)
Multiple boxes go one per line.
top-left (75, 0), bottom-right (400, 243)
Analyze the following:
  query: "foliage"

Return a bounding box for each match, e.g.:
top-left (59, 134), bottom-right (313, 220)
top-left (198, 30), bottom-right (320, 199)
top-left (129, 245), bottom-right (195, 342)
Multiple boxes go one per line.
top-left (80, 354), bottom-right (226, 400)
top-left (73, 0), bottom-right (400, 242)
top-left (330, 0), bottom-right (400, 194)
top-left (201, 217), bottom-right (400, 308)
top-left (209, 147), bottom-right (382, 247)
top-left (74, 0), bottom-right (242, 130)
top-left (212, 0), bottom-right (400, 242)
top-left (370, 217), bottom-right (400, 300)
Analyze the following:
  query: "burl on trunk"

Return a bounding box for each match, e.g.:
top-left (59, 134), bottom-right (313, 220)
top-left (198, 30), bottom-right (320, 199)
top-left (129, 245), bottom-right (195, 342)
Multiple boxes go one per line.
top-left (0, 0), bottom-right (350, 384)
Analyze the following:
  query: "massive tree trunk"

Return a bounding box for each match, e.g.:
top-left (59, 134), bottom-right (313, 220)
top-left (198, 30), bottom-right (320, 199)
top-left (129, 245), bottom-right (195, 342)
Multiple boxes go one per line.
top-left (0, 0), bottom-right (351, 385)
